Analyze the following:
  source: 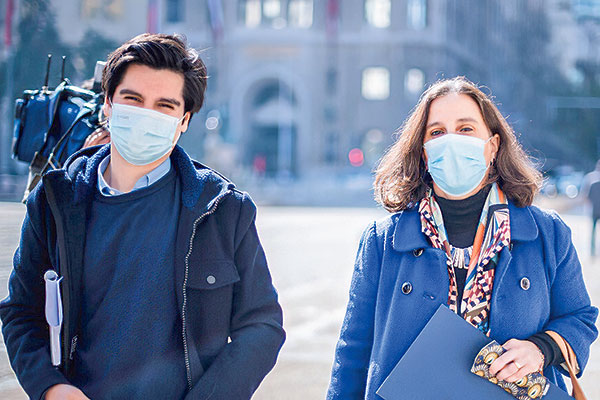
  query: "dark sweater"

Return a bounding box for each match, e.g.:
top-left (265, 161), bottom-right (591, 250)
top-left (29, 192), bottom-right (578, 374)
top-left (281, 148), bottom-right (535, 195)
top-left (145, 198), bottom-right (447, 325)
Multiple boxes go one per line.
top-left (72, 167), bottom-right (187, 399)
top-left (435, 186), bottom-right (562, 369)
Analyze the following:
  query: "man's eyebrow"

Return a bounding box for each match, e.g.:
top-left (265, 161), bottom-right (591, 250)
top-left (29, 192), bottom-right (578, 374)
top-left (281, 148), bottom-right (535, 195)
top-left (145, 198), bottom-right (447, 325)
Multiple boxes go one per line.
top-left (119, 88), bottom-right (143, 97)
top-left (158, 97), bottom-right (182, 107)
top-left (425, 117), bottom-right (479, 129)
top-left (118, 89), bottom-right (182, 107)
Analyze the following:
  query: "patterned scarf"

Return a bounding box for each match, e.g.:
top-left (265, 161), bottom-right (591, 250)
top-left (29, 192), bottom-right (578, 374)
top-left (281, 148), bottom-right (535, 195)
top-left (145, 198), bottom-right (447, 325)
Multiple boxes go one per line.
top-left (419, 183), bottom-right (510, 335)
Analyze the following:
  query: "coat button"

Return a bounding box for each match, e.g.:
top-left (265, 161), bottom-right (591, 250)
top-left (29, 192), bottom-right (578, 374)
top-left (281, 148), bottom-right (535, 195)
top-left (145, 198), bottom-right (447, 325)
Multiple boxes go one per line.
top-left (413, 248), bottom-right (424, 257)
top-left (401, 282), bottom-right (413, 295)
top-left (520, 277), bottom-right (530, 291)
top-left (207, 275), bottom-right (216, 285)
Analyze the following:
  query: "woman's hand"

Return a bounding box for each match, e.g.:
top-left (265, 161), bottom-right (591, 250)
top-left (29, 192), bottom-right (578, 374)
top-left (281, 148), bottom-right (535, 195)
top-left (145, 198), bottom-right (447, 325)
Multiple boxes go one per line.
top-left (488, 339), bottom-right (544, 382)
top-left (82, 126), bottom-right (110, 149)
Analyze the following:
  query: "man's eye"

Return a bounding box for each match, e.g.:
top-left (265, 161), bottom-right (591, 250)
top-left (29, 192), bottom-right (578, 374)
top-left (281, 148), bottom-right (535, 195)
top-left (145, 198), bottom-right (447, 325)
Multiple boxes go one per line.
top-left (159, 104), bottom-right (175, 110)
top-left (124, 96), bottom-right (141, 102)
top-left (459, 126), bottom-right (473, 132)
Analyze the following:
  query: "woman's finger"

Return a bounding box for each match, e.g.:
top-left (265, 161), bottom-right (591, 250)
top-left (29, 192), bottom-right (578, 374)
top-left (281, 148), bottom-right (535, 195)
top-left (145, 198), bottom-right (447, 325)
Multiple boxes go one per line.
top-left (502, 361), bottom-right (537, 382)
top-left (96, 129), bottom-right (110, 139)
top-left (501, 338), bottom-right (519, 350)
top-left (489, 349), bottom-right (517, 376)
top-left (495, 360), bottom-right (520, 381)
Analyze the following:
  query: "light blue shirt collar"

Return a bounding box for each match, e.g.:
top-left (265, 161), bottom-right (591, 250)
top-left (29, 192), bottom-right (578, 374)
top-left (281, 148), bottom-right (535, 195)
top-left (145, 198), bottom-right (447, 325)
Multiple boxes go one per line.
top-left (97, 155), bottom-right (172, 197)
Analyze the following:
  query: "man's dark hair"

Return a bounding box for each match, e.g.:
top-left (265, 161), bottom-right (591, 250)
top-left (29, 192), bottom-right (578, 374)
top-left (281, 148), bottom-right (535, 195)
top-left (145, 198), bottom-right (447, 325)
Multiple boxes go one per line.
top-left (102, 33), bottom-right (207, 117)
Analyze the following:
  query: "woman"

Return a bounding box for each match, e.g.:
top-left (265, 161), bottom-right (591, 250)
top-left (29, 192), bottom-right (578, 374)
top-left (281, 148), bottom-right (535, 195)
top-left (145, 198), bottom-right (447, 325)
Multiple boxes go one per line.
top-left (327, 77), bottom-right (598, 399)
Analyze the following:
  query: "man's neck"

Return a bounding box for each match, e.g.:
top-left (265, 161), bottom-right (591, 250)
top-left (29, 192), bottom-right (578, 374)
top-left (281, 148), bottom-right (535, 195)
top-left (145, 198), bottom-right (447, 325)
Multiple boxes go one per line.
top-left (104, 144), bottom-right (170, 193)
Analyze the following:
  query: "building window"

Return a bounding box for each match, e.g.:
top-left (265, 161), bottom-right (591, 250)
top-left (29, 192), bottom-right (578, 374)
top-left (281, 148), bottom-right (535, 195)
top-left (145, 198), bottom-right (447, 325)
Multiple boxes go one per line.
top-left (407, 0), bottom-right (426, 29)
top-left (240, 0), bottom-right (262, 27)
top-left (288, 0), bottom-right (313, 28)
top-left (263, 0), bottom-right (281, 18)
top-left (82, 0), bottom-right (123, 20)
top-left (166, 0), bottom-right (183, 23)
top-left (405, 68), bottom-right (425, 95)
top-left (362, 67), bottom-right (390, 100)
top-left (263, 0), bottom-right (286, 28)
top-left (365, 0), bottom-right (391, 28)
top-left (239, 0), bottom-right (313, 29)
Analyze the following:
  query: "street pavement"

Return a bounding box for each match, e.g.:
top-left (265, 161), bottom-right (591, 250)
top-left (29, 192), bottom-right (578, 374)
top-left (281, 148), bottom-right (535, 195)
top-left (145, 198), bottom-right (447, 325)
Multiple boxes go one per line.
top-left (0, 202), bottom-right (598, 399)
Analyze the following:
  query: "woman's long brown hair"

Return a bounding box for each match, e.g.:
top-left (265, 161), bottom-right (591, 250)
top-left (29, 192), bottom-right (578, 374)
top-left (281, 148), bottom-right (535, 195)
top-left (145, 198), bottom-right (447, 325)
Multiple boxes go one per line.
top-left (374, 77), bottom-right (542, 212)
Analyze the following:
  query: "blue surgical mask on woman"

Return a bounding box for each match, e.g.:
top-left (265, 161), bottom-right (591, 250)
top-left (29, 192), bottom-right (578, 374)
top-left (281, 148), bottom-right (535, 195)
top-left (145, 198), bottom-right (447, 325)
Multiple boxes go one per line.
top-left (424, 133), bottom-right (492, 197)
top-left (108, 102), bottom-right (185, 166)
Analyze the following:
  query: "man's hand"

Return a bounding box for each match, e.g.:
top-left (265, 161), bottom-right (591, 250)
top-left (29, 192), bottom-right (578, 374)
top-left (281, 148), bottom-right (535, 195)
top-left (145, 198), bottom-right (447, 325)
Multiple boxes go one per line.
top-left (45, 384), bottom-right (90, 400)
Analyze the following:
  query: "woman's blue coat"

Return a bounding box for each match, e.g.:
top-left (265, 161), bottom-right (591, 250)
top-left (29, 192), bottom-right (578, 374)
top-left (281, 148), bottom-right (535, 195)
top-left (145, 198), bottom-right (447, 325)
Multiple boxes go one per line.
top-left (327, 202), bottom-right (598, 399)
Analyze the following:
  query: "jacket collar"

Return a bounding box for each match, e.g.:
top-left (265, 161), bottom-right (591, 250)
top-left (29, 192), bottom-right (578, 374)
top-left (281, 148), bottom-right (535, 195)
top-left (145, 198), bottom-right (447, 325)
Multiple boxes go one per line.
top-left (44, 144), bottom-right (235, 211)
top-left (391, 200), bottom-right (539, 252)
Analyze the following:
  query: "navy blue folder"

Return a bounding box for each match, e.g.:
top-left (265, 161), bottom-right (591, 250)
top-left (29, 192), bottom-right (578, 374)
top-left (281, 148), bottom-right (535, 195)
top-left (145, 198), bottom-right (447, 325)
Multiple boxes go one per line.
top-left (376, 304), bottom-right (572, 399)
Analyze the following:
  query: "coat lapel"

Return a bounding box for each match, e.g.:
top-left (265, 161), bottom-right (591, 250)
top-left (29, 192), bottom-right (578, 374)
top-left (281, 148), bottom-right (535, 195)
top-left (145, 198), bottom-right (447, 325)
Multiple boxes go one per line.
top-left (489, 202), bottom-right (539, 336)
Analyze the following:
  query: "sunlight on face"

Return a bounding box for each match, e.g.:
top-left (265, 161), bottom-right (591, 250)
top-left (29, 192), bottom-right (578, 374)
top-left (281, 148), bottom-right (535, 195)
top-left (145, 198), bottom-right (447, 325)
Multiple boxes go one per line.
top-left (423, 93), bottom-right (501, 199)
top-left (423, 93), bottom-right (499, 164)
top-left (102, 64), bottom-right (190, 143)
top-left (424, 93), bottom-right (491, 143)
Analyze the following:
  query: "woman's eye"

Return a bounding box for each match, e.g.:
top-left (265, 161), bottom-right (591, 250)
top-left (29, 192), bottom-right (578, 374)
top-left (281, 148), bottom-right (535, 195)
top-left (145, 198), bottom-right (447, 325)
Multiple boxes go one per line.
top-left (459, 126), bottom-right (473, 133)
top-left (430, 129), bottom-right (444, 136)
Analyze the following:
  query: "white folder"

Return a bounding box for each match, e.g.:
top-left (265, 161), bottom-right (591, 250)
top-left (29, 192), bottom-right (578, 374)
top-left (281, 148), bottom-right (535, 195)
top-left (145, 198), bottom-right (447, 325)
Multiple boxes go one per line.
top-left (44, 270), bottom-right (63, 367)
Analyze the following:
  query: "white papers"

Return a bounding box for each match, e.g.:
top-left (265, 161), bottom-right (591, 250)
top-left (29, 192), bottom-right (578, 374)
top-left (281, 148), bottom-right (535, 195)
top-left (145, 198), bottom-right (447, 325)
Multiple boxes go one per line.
top-left (44, 270), bottom-right (63, 367)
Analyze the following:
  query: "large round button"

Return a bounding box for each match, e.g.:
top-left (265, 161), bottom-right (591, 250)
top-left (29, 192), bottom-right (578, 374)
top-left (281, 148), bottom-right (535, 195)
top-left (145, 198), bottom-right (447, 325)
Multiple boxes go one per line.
top-left (207, 275), bottom-right (216, 285)
top-left (401, 282), bottom-right (412, 294)
top-left (520, 277), bottom-right (530, 291)
top-left (413, 248), bottom-right (424, 257)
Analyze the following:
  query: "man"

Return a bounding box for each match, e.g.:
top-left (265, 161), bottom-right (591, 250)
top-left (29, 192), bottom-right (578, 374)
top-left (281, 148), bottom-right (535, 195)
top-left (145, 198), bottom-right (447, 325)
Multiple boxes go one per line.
top-left (581, 160), bottom-right (600, 256)
top-left (0, 33), bottom-right (285, 400)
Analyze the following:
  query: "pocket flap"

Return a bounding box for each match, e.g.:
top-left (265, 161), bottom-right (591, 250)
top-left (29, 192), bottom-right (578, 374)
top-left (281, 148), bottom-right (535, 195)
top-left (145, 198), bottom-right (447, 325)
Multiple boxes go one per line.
top-left (187, 259), bottom-right (240, 290)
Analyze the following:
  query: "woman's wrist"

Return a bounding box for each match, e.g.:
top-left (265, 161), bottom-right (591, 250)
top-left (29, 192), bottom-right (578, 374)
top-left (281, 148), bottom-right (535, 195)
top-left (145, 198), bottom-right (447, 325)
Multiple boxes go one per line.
top-left (531, 342), bottom-right (545, 372)
top-left (527, 332), bottom-right (565, 370)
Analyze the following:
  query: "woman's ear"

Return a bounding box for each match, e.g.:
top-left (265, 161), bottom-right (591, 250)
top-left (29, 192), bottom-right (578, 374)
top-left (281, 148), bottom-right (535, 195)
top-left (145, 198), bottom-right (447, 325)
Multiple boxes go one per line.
top-left (490, 133), bottom-right (500, 159)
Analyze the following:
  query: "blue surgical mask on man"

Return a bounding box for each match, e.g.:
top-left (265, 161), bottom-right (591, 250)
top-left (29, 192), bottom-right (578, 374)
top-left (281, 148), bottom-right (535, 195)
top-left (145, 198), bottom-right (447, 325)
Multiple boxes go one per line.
top-left (424, 133), bottom-right (492, 197)
top-left (108, 102), bottom-right (185, 166)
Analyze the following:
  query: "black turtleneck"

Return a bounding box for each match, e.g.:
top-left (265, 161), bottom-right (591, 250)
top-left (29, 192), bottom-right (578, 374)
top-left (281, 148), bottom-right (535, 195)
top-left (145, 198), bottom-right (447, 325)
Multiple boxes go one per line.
top-left (433, 185), bottom-right (562, 369)
top-left (433, 184), bottom-right (491, 248)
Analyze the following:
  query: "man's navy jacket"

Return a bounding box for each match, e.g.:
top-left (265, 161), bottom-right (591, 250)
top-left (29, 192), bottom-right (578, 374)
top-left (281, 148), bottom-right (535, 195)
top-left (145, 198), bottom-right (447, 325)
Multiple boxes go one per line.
top-left (0, 144), bottom-right (285, 400)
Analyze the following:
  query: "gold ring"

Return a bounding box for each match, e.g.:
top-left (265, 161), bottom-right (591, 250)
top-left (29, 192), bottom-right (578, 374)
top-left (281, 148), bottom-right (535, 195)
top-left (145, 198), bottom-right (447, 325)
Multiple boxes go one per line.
top-left (514, 361), bottom-right (523, 369)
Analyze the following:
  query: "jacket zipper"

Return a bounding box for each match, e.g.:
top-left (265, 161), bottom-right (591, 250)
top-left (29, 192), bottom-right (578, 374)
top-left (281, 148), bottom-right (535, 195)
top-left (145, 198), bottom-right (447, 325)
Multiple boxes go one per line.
top-left (181, 190), bottom-right (232, 391)
top-left (44, 182), bottom-right (73, 371)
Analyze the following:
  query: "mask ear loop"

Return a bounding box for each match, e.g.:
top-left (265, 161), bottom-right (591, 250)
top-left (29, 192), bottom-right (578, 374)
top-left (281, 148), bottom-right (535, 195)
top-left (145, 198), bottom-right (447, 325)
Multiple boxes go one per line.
top-left (485, 135), bottom-right (496, 166)
top-left (487, 135), bottom-right (499, 177)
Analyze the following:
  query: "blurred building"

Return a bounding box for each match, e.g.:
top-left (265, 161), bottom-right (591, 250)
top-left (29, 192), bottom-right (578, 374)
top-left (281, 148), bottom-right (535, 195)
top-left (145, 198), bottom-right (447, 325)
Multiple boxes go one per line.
top-left (12, 1), bottom-right (555, 181)
top-left (545, 0), bottom-right (600, 168)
